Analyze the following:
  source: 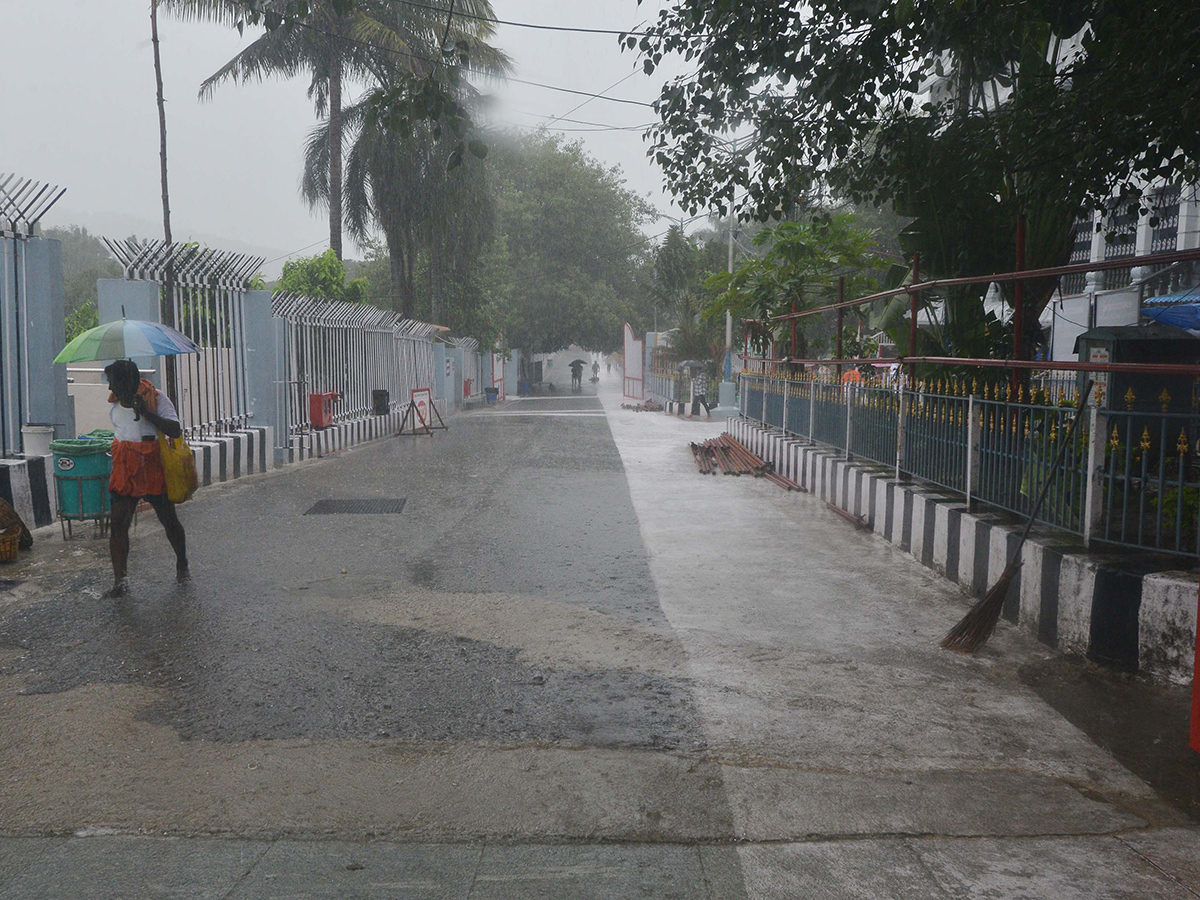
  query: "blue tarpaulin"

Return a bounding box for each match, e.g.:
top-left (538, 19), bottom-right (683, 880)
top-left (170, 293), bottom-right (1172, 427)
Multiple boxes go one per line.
top-left (1142, 304), bottom-right (1200, 335)
top-left (1142, 289), bottom-right (1200, 306)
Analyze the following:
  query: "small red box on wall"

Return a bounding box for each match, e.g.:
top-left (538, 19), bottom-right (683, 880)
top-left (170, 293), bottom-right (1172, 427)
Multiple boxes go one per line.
top-left (308, 392), bottom-right (340, 429)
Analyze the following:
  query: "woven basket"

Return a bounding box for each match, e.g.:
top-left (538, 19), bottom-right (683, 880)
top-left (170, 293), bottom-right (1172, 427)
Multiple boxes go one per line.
top-left (0, 527), bottom-right (19, 563)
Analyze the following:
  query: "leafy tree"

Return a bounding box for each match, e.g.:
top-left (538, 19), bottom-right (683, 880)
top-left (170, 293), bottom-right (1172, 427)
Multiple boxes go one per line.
top-left (634, 0), bottom-right (1200, 358)
top-left (274, 248), bottom-right (367, 300)
top-left (43, 226), bottom-right (123, 315)
top-left (706, 214), bottom-right (887, 359)
top-left (481, 132), bottom-right (655, 354)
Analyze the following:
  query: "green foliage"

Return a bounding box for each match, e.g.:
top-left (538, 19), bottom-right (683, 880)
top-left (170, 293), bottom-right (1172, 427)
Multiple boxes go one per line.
top-left (705, 214), bottom-right (887, 357)
top-left (634, 0), bottom-right (1200, 364)
top-left (635, 0), bottom-right (1200, 222)
top-left (275, 248), bottom-right (363, 301)
top-left (482, 132), bottom-right (655, 354)
top-left (65, 301), bottom-right (99, 343)
top-left (43, 226), bottom-right (122, 316)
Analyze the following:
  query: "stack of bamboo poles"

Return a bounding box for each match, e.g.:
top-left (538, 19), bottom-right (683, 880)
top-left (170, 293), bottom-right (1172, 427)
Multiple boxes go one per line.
top-left (689, 434), bottom-right (803, 492)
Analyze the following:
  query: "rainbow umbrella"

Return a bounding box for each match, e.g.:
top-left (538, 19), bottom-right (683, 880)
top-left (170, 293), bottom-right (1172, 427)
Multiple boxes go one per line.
top-left (54, 318), bottom-right (200, 363)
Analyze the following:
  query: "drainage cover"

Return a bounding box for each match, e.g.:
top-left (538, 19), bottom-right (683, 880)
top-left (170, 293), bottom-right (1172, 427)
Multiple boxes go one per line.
top-left (305, 499), bottom-right (407, 515)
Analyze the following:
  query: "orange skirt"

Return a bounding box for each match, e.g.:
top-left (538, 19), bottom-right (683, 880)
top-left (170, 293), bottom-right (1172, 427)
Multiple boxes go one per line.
top-left (109, 440), bottom-right (166, 498)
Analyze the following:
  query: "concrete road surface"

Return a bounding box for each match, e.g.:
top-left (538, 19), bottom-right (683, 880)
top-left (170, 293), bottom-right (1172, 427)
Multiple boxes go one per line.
top-left (0, 376), bottom-right (1196, 898)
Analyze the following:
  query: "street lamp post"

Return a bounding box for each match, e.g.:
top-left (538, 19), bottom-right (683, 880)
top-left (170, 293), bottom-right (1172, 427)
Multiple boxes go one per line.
top-left (718, 135), bottom-right (740, 410)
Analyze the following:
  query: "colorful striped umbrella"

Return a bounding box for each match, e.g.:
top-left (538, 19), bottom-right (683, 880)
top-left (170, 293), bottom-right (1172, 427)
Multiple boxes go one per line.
top-left (54, 319), bottom-right (201, 363)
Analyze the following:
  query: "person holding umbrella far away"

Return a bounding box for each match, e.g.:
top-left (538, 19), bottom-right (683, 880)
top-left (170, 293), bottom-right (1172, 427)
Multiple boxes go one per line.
top-left (569, 359), bottom-right (586, 391)
top-left (55, 316), bottom-right (200, 597)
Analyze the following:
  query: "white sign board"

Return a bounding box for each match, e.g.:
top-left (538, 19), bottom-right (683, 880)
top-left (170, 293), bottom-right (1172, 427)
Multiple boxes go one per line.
top-left (411, 388), bottom-right (432, 427)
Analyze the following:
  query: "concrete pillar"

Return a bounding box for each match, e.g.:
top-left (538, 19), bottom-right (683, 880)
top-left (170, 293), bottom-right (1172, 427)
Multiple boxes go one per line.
top-left (1085, 210), bottom-right (1105, 294)
top-left (242, 290), bottom-right (279, 457)
top-left (1082, 407), bottom-right (1108, 548)
top-left (1178, 186), bottom-right (1200, 251)
top-left (97, 279), bottom-right (163, 389)
top-left (1131, 203), bottom-right (1156, 284)
top-left (433, 344), bottom-right (447, 401)
top-left (966, 395), bottom-right (981, 509)
top-left (20, 238), bottom-right (71, 439)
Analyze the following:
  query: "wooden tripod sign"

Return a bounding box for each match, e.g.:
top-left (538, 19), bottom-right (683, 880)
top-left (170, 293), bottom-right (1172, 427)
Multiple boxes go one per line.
top-left (398, 387), bottom-right (447, 436)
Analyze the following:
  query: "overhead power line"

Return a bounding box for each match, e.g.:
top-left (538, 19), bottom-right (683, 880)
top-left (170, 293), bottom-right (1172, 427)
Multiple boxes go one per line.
top-left (390, 0), bottom-right (655, 36)
top-left (285, 17), bottom-right (656, 108)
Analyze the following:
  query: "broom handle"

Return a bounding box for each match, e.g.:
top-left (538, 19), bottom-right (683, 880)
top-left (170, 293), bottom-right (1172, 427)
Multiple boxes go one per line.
top-left (1014, 379), bottom-right (1094, 552)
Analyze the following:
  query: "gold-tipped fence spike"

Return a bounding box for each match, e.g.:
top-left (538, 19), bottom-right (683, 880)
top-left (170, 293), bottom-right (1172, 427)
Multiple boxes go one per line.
top-left (1017, 384), bottom-right (1025, 404)
top-left (1024, 416), bottom-right (1030, 437)
top-left (1160, 388), bottom-right (1172, 413)
top-left (1141, 426), bottom-right (1152, 452)
top-left (1125, 386), bottom-right (1137, 411)
top-left (1011, 411), bottom-right (1018, 434)
top-left (1005, 383), bottom-right (1013, 402)
top-left (1050, 420), bottom-right (1058, 442)
top-left (1110, 424), bottom-right (1121, 451)
top-left (972, 377), bottom-right (979, 395)
top-left (1178, 428), bottom-right (1190, 457)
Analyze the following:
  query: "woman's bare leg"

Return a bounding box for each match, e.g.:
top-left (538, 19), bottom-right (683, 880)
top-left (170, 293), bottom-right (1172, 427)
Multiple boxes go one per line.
top-left (107, 495), bottom-right (137, 595)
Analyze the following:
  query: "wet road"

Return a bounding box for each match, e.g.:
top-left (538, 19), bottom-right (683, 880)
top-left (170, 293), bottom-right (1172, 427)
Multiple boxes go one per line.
top-left (2, 389), bottom-right (701, 748)
top-left (2, 379), bottom-right (1199, 898)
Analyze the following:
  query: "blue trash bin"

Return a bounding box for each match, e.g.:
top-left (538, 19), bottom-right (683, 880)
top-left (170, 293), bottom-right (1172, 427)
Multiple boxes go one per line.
top-left (51, 439), bottom-right (112, 529)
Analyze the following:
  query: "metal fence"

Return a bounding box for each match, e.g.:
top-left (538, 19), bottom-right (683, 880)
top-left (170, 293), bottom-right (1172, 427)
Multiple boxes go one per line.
top-left (0, 174), bottom-right (66, 456)
top-left (738, 372), bottom-right (1200, 559)
top-left (646, 346), bottom-right (681, 401)
top-left (271, 293), bottom-right (437, 435)
top-left (104, 239), bottom-right (262, 440)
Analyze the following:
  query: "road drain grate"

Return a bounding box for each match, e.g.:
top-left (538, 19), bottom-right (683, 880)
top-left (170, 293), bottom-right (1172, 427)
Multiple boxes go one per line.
top-left (305, 499), bottom-right (407, 515)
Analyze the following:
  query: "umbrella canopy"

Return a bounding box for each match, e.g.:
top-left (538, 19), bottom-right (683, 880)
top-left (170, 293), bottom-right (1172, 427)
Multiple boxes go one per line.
top-left (569, 359), bottom-right (588, 366)
top-left (54, 319), bottom-right (201, 364)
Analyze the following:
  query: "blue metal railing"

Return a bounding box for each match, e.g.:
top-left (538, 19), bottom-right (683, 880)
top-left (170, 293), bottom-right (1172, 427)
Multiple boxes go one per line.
top-left (812, 381), bottom-right (847, 450)
top-left (902, 389), bottom-right (970, 493)
top-left (975, 398), bottom-right (1088, 533)
top-left (849, 384), bottom-right (899, 468)
top-left (735, 373), bottom-right (1200, 559)
top-left (1101, 410), bottom-right (1200, 557)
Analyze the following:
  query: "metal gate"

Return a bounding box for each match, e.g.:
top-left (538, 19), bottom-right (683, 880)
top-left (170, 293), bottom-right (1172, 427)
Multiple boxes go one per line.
top-left (102, 239), bottom-right (263, 440)
top-left (623, 322), bottom-right (644, 400)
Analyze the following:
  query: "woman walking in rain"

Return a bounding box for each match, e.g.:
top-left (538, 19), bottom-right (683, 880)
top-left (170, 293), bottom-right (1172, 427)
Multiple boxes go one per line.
top-left (104, 359), bottom-right (188, 596)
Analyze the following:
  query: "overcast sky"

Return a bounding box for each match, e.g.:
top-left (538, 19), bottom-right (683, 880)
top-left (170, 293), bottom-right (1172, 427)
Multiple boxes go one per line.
top-left (0, 0), bottom-right (691, 276)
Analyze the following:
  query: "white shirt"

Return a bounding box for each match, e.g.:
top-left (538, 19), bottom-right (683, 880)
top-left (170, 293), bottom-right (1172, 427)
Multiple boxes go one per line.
top-left (109, 390), bottom-right (180, 442)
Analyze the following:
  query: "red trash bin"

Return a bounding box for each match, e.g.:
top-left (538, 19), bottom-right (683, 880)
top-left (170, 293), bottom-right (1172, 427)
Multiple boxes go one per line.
top-left (309, 392), bottom-right (340, 429)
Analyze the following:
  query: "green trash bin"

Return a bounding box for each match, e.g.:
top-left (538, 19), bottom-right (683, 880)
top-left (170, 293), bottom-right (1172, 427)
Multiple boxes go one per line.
top-left (51, 439), bottom-right (113, 530)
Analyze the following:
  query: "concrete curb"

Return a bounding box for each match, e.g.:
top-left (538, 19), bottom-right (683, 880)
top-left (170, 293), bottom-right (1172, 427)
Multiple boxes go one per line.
top-left (728, 416), bottom-right (1198, 684)
top-left (0, 455), bottom-right (54, 529)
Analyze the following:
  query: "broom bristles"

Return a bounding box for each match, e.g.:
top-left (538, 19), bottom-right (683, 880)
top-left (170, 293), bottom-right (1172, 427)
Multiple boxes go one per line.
top-left (941, 560), bottom-right (1022, 653)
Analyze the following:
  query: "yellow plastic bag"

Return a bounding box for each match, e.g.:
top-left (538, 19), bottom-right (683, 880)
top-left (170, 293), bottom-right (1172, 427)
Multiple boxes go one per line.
top-left (158, 435), bottom-right (199, 504)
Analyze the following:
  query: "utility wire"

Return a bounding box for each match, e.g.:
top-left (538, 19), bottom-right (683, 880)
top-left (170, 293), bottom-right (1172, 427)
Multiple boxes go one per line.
top-left (284, 17), bottom-right (656, 108)
top-left (388, 0), bottom-right (656, 37)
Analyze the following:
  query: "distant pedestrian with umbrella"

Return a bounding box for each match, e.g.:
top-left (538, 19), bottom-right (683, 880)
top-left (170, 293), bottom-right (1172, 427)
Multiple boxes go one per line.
top-left (55, 316), bottom-right (201, 596)
top-left (569, 359), bottom-right (586, 391)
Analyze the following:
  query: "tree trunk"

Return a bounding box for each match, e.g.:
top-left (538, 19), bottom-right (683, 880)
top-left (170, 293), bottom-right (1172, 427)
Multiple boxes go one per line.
top-left (429, 239), bottom-right (443, 325)
top-left (328, 49), bottom-right (343, 261)
top-left (150, 0), bottom-right (178, 402)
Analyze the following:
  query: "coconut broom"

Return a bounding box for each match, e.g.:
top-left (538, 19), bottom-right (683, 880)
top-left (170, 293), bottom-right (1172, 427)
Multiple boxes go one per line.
top-left (941, 379), bottom-right (1094, 653)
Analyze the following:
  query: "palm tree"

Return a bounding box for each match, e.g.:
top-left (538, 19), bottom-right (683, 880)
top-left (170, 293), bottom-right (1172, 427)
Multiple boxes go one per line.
top-left (300, 2), bottom-right (509, 320)
top-left (164, 0), bottom-right (424, 259)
